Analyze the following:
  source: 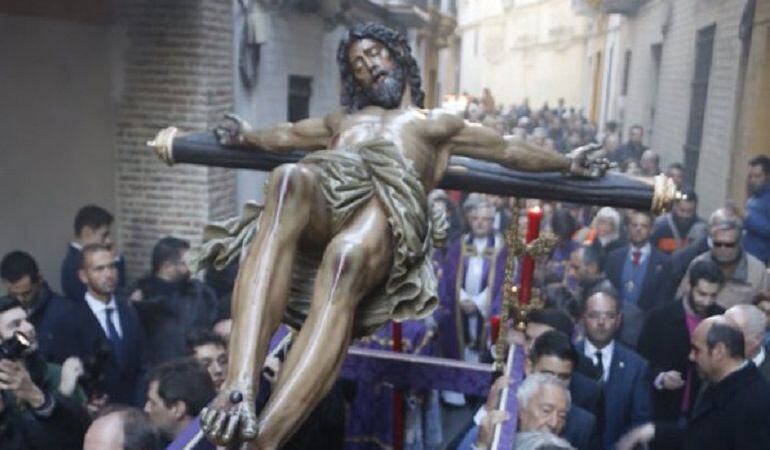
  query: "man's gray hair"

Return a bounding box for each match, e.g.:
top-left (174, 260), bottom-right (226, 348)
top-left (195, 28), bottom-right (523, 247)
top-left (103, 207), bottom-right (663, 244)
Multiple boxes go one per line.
top-left (594, 207), bottom-right (621, 229)
top-left (516, 372), bottom-right (571, 411)
top-left (515, 431), bottom-right (576, 450)
top-left (463, 193), bottom-right (493, 216)
top-left (707, 207), bottom-right (743, 234)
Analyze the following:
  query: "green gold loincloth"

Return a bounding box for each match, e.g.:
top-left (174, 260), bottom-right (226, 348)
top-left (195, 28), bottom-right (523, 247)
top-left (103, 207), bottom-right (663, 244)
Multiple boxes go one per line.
top-left (188, 140), bottom-right (448, 337)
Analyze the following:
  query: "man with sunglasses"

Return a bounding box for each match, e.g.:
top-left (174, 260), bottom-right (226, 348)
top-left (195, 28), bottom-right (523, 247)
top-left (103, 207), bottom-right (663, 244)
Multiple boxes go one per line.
top-left (681, 214), bottom-right (768, 309)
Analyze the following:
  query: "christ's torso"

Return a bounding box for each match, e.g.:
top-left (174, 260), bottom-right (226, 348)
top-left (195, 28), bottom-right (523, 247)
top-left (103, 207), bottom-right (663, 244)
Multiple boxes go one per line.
top-left (328, 106), bottom-right (464, 191)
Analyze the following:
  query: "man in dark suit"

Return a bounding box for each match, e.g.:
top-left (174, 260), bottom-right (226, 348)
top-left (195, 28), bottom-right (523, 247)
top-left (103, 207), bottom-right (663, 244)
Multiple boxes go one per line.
top-left (725, 303), bottom-right (770, 381)
top-left (604, 211), bottom-right (671, 314)
top-left (637, 259), bottom-right (724, 446)
top-left (60, 205), bottom-right (126, 302)
top-left (527, 330), bottom-right (600, 450)
top-left (617, 317), bottom-right (770, 450)
top-left (49, 243), bottom-right (145, 406)
top-left (524, 307), bottom-right (603, 417)
top-left (576, 289), bottom-right (652, 450)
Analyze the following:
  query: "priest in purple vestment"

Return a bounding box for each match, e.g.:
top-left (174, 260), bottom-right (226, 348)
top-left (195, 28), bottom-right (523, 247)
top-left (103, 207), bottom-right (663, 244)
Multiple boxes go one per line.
top-left (437, 195), bottom-right (509, 367)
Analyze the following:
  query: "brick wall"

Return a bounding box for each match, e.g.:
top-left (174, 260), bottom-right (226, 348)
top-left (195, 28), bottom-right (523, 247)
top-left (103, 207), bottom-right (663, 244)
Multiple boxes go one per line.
top-left (115, 0), bottom-right (236, 280)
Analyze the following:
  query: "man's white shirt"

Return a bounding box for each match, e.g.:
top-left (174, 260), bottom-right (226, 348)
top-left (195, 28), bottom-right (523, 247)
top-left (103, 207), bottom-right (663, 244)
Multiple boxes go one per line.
top-left (84, 292), bottom-right (123, 338)
top-left (584, 339), bottom-right (614, 382)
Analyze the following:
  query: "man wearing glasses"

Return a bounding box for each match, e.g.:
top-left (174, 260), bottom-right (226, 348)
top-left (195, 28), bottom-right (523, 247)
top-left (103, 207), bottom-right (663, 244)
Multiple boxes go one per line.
top-left (681, 213), bottom-right (768, 309)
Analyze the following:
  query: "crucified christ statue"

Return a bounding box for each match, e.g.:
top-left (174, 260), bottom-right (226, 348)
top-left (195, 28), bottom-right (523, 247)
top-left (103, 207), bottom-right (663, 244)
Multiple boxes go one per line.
top-left (196, 22), bottom-right (606, 449)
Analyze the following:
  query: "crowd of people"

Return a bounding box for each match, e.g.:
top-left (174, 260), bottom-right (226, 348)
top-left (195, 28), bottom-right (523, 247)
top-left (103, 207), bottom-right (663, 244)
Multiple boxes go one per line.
top-left (433, 94), bottom-right (770, 450)
top-left (1, 94), bottom-right (769, 450)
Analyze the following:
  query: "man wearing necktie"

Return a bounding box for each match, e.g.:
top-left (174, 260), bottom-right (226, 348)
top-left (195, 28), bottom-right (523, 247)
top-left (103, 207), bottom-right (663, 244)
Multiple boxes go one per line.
top-left (48, 243), bottom-right (145, 407)
top-left (576, 289), bottom-right (652, 450)
top-left (605, 211), bottom-right (671, 347)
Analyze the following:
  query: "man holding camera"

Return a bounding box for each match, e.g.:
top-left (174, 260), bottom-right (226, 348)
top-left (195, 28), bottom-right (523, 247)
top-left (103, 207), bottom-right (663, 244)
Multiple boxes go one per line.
top-left (0, 296), bottom-right (90, 449)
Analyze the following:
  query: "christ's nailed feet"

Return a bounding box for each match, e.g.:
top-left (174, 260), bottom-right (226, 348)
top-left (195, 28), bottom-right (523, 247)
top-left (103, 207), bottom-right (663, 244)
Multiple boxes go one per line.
top-left (200, 386), bottom-right (259, 445)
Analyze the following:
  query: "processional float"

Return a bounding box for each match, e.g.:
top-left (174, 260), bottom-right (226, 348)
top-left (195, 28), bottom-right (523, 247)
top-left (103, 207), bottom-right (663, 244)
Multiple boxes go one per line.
top-left (148, 127), bottom-right (679, 450)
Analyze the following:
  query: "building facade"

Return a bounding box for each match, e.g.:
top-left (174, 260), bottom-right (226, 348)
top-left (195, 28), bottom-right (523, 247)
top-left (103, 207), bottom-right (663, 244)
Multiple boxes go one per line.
top-left (457, 0), bottom-right (593, 107)
top-left (579, 0), bottom-right (769, 213)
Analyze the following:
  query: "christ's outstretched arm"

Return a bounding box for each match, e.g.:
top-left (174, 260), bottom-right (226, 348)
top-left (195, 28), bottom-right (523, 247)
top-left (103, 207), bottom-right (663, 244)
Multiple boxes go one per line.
top-left (447, 120), bottom-right (606, 177)
top-left (215, 113), bottom-right (338, 152)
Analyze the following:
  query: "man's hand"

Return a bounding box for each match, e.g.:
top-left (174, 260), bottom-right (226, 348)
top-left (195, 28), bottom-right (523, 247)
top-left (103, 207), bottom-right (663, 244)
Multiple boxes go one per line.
top-left (616, 422), bottom-right (655, 450)
top-left (0, 359), bottom-right (46, 409)
top-left (59, 357), bottom-right (85, 397)
top-left (484, 375), bottom-right (512, 412)
top-left (214, 114), bottom-right (252, 147)
top-left (475, 410), bottom-right (510, 450)
top-left (566, 143), bottom-right (612, 178)
top-left (659, 370), bottom-right (685, 390)
top-left (129, 288), bottom-right (143, 302)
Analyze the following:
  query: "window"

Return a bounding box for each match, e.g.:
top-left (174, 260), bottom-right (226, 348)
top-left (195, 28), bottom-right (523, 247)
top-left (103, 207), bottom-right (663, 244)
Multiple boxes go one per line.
top-left (287, 76), bottom-right (313, 122)
top-left (621, 50), bottom-right (632, 96)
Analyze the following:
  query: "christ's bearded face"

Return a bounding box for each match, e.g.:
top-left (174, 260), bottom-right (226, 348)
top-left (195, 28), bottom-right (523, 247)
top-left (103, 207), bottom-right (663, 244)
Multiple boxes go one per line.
top-left (347, 38), bottom-right (406, 109)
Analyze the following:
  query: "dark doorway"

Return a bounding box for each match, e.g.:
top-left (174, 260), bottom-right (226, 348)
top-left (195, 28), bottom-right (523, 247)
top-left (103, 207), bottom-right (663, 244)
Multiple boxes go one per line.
top-left (683, 24), bottom-right (716, 188)
top-left (288, 75), bottom-right (313, 122)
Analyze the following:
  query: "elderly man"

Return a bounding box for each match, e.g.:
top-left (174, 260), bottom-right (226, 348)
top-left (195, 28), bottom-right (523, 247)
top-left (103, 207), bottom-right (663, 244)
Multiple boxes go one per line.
top-left (525, 331), bottom-right (599, 450)
top-left (639, 150), bottom-right (661, 177)
top-left (468, 373), bottom-right (571, 450)
top-left (724, 304), bottom-right (770, 380)
top-left (618, 316), bottom-right (770, 450)
top-left (679, 212), bottom-right (768, 308)
top-left (438, 195), bottom-right (508, 365)
top-left (588, 207), bottom-right (625, 261)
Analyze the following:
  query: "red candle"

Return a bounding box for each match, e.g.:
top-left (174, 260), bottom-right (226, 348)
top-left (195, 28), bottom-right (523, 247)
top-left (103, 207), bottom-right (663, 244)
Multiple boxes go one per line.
top-left (391, 322), bottom-right (404, 450)
top-left (519, 206), bottom-right (543, 305)
top-left (490, 315), bottom-right (501, 343)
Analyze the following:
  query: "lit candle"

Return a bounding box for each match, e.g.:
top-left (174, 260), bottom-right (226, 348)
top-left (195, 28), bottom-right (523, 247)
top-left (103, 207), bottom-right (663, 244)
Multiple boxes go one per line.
top-left (490, 315), bottom-right (501, 343)
top-left (519, 206), bottom-right (543, 305)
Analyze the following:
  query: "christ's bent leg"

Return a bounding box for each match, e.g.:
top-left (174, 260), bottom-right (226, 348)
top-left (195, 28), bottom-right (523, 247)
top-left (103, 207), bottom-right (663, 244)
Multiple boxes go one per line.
top-left (253, 200), bottom-right (393, 450)
top-left (201, 163), bottom-right (329, 445)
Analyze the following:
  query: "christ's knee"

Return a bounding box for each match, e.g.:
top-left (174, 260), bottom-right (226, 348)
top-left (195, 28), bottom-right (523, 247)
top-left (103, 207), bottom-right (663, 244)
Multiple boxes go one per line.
top-left (263, 164), bottom-right (314, 222)
top-left (322, 240), bottom-right (370, 302)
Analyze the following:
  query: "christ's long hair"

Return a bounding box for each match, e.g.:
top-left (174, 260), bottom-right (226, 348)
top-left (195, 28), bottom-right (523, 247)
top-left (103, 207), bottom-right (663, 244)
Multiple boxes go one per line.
top-left (337, 22), bottom-right (425, 112)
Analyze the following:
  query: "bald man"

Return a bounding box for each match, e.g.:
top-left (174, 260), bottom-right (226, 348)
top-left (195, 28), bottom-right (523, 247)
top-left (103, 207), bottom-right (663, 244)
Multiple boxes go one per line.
top-left (725, 304), bottom-right (770, 380)
top-left (618, 316), bottom-right (770, 450)
top-left (84, 407), bottom-right (161, 450)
